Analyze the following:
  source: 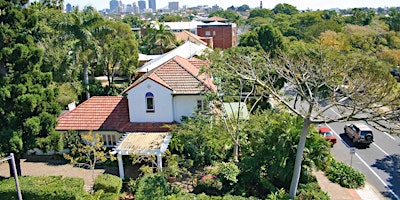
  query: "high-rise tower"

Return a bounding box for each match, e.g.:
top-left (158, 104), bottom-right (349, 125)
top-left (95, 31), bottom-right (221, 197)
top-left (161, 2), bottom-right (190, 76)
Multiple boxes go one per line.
top-left (138, 0), bottom-right (146, 13)
top-left (110, 0), bottom-right (119, 13)
top-left (260, 0), bottom-right (263, 8)
top-left (148, 0), bottom-right (156, 11)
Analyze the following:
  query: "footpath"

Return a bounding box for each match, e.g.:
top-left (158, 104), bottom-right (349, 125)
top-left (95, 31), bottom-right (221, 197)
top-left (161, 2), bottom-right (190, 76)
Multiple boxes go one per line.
top-left (314, 171), bottom-right (386, 200)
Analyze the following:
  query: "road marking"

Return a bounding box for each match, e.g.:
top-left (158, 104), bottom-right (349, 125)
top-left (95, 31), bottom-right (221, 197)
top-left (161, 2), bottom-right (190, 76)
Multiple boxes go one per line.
top-left (372, 143), bottom-right (389, 156)
top-left (325, 124), bottom-right (400, 200)
top-left (329, 108), bottom-right (343, 118)
top-left (356, 153), bottom-right (400, 200)
top-left (382, 131), bottom-right (396, 141)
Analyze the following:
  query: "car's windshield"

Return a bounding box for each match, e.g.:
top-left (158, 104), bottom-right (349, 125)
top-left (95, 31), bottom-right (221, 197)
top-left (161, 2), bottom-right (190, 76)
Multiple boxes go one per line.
top-left (323, 132), bottom-right (333, 137)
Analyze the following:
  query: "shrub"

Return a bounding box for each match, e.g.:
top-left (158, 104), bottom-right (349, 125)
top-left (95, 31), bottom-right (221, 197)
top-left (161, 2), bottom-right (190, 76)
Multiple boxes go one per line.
top-left (0, 176), bottom-right (88, 199)
top-left (99, 192), bottom-right (119, 200)
top-left (135, 174), bottom-right (168, 200)
top-left (265, 188), bottom-right (291, 200)
top-left (93, 174), bottom-right (122, 194)
top-left (167, 192), bottom-right (260, 200)
top-left (217, 162), bottom-right (240, 185)
top-left (325, 159), bottom-right (365, 188)
top-left (297, 182), bottom-right (329, 200)
top-left (195, 174), bottom-right (223, 196)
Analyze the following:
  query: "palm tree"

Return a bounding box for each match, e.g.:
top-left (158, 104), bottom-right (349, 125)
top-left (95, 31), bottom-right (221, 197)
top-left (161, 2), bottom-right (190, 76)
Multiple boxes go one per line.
top-left (142, 22), bottom-right (176, 54)
top-left (57, 7), bottom-right (111, 99)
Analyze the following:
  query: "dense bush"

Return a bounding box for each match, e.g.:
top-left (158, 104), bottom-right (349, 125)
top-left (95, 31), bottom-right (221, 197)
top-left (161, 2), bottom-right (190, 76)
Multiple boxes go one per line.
top-left (297, 182), bottom-right (329, 200)
top-left (325, 159), bottom-right (365, 188)
top-left (167, 192), bottom-right (260, 200)
top-left (195, 174), bottom-right (223, 196)
top-left (265, 189), bottom-right (291, 200)
top-left (169, 116), bottom-right (232, 167)
top-left (93, 174), bottom-right (122, 194)
top-left (135, 174), bottom-right (168, 200)
top-left (0, 176), bottom-right (89, 200)
top-left (98, 191), bottom-right (119, 200)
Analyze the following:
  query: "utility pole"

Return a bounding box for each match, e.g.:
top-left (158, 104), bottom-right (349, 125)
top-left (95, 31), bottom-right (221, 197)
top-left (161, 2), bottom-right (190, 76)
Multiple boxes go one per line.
top-left (0, 153), bottom-right (22, 200)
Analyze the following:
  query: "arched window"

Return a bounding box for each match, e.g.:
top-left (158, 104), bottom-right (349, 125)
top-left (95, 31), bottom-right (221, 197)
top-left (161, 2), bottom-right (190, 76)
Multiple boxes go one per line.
top-left (145, 92), bottom-right (154, 112)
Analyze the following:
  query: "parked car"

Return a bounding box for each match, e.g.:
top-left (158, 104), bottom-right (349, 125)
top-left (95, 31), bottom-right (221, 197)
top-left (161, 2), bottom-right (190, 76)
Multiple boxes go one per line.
top-left (344, 123), bottom-right (374, 147)
top-left (318, 126), bottom-right (337, 146)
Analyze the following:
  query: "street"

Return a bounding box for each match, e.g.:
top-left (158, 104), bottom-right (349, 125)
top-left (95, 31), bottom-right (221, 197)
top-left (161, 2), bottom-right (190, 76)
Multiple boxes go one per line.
top-left (325, 117), bottom-right (400, 199)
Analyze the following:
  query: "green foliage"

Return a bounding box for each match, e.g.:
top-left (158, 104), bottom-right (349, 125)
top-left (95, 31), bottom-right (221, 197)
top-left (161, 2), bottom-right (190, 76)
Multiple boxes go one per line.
top-left (56, 83), bottom-right (80, 108)
top-left (272, 3), bottom-right (299, 15)
top-left (93, 174), bottom-right (122, 194)
top-left (135, 174), bottom-right (168, 200)
top-left (126, 178), bottom-right (140, 194)
top-left (326, 159), bottom-right (366, 188)
top-left (0, 176), bottom-right (89, 199)
top-left (63, 130), bottom-right (80, 150)
top-left (233, 110), bottom-right (330, 198)
top-left (248, 9), bottom-right (273, 19)
top-left (98, 192), bottom-right (118, 200)
top-left (169, 116), bottom-right (232, 167)
top-left (209, 10), bottom-right (244, 25)
top-left (297, 182), bottom-right (329, 200)
top-left (63, 132), bottom-right (115, 181)
top-left (255, 24), bottom-right (286, 56)
top-left (217, 162), bottom-right (240, 185)
top-left (265, 188), bottom-right (291, 200)
top-left (195, 174), bottom-right (223, 196)
top-left (140, 22), bottom-right (177, 54)
top-left (0, 0), bottom-right (61, 162)
top-left (122, 14), bottom-right (143, 28)
top-left (167, 192), bottom-right (260, 200)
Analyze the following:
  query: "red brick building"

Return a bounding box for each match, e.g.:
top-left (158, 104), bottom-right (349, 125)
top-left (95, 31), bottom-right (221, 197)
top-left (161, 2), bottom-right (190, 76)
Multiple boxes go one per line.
top-left (197, 19), bottom-right (237, 50)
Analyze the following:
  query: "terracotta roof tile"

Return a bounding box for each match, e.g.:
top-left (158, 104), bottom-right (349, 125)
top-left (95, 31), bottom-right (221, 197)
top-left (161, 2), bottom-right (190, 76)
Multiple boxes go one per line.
top-left (56, 96), bottom-right (175, 132)
top-left (123, 56), bottom-right (216, 95)
top-left (56, 96), bottom-right (129, 131)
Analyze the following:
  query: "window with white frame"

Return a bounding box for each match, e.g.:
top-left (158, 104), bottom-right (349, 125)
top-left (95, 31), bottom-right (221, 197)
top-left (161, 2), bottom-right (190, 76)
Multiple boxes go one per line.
top-left (146, 92), bottom-right (155, 112)
top-left (197, 99), bottom-right (205, 111)
top-left (205, 31), bottom-right (211, 36)
top-left (102, 133), bottom-right (118, 147)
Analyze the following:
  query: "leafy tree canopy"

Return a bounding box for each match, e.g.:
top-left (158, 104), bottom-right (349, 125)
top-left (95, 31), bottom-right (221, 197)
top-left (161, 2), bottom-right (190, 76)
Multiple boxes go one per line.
top-left (0, 0), bottom-right (61, 174)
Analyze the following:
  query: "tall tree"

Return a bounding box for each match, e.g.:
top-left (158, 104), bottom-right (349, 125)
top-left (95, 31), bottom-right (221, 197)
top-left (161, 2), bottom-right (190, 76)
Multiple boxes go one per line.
top-left (0, 0), bottom-right (61, 175)
top-left (57, 7), bottom-right (110, 100)
top-left (272, 3), bottom-right (299, 15)
top-left (140, 22), bottom-right (176, 54)
top-left (387, 8), bottom-right (400, 32)
top-left (97, 20), bottom-right (139, 94)
top-left (208, 44), bottom-right (400, 198)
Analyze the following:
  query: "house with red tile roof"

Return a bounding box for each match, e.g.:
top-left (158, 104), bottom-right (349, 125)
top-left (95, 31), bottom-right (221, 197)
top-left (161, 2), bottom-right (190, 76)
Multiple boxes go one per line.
top-left (56, 56), bottom-right (216, 147)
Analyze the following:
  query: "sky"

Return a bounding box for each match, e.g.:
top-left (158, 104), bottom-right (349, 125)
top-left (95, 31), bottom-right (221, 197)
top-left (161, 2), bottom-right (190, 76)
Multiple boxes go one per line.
top-left (60, 0), bottom-right (400, 11)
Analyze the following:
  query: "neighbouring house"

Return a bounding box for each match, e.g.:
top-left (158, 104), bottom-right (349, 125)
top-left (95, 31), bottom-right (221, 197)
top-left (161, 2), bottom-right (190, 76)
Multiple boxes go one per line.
top-left (174, 30), bottom-right (213, 48)
top-left (55, 55), bottom-right (216, 179)
top-left (197, 17), bottom-right (237, 49)
top-left (136, 41), bottom-right (209, 75)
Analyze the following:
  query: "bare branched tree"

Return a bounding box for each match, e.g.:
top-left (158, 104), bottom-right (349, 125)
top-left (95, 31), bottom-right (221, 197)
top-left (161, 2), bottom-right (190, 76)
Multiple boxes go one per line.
top-left (208, 46), bottom-right (400, 198)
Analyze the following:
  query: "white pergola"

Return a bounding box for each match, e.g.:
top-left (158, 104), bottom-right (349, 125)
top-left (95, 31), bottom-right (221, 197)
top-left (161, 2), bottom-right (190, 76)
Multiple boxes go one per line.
top-left (111, 132), bottom-right (171, 179)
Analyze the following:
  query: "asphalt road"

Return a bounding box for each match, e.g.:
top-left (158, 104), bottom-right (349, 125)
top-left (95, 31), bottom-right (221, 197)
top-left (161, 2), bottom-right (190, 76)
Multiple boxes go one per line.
top-left (325, 117), bottom-right (400, 200)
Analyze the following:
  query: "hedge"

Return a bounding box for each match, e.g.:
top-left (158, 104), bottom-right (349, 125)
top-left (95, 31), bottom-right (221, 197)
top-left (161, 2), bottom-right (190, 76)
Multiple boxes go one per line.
top-left (93, 174), bottom-right (122, 194)
top-left (167, 193), bottom-right (260, 200)
top-left (325, 159), bottom-right (366, 188)
top-left (0, 176), bottom-right (88, 200)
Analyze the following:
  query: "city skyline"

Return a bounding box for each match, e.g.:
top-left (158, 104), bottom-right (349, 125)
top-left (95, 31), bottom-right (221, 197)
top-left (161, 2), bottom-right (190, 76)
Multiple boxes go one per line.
top-left (61, 0), bottom-right (400, 11)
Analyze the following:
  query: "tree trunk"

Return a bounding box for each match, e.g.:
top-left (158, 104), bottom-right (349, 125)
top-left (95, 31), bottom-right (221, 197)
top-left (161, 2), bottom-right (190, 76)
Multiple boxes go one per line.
top-left (83, 62), bottom-right (90, 100)
top-left (233, 138), bottom-right (239, 163)
top-left (289, 117), bottom-right (311, 198)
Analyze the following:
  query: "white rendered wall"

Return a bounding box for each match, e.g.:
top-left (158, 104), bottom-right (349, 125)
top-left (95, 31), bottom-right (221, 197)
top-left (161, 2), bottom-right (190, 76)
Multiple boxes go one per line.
top-left (173, 95), bottom-right (204, 122)
top-left (126, 79), bottom-right (174, 122)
